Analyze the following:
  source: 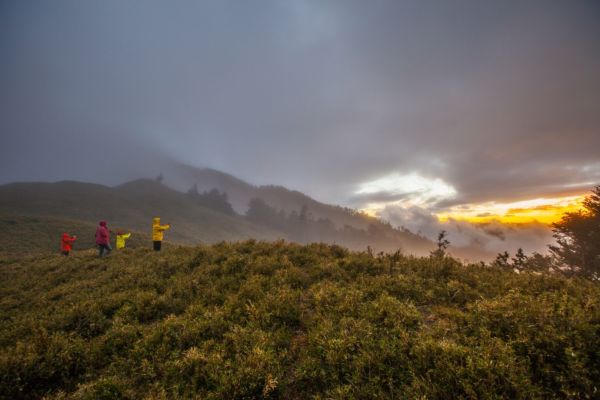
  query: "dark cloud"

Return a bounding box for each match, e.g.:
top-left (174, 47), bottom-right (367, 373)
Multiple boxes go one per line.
top-left (1, 0), bottom-right (599, 208)
top-left (481, 226), bottom-right (506, 242)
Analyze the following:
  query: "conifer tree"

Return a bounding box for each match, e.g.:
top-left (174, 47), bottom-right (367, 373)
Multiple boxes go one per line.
top-left (430, 230), bottom-right (450, 258)
top-left (549, 185), bottom-right (600, 277)
top-left (512, 248), bottom-right (528, 271)
top-left (493, 251), bottom-right (511, 269)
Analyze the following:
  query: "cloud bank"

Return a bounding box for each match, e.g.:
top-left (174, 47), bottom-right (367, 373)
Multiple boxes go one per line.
top-left (378, 204), bottom-right (555, 259)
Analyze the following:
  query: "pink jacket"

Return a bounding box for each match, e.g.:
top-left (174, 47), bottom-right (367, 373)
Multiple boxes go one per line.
top-left (95, 221), bottom-right (110, 245)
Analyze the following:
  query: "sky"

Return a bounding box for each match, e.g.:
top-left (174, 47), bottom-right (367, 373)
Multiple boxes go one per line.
top-left (1, 1), bottom-right (599, 253)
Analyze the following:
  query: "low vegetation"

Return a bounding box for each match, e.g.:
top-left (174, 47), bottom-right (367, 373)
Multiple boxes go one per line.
top-left (0, 215), bottom-right (152, 257)
top-left (1, 241), bottom-right (598, 399)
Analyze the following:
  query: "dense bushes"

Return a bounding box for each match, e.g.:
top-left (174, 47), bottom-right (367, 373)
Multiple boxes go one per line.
top-left (0, 242), bottom-right (598, 399)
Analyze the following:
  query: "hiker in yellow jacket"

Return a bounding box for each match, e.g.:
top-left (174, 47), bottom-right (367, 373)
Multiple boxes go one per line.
top-left (152, 217), bottom-right (170, 251)
top-left (116, 231), bottom-right (131, 249)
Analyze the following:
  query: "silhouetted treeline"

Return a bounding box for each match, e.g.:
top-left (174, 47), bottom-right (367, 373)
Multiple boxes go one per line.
top-left (245, 197), bottom-right (424, 251)
top-left (187, 185), bottom-right (236, 216)
top-left (550, 185), bottom-right (600, 277)
top-left (490, 184), bottom-right (600, 278)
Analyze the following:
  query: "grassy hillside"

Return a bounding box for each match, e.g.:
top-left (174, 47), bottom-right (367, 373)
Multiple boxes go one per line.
top-left (0, 180), bottom-right (287, 246)
top-left (1, 242), bottom-right (598, 399)
top-left (0, 215), bottom-right (152, 256)
top-left (0, 178), bottom-right (437, 256)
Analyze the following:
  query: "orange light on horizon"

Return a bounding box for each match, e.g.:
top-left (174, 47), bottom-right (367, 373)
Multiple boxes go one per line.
top-left (436, 195), bottom-right (586, 225)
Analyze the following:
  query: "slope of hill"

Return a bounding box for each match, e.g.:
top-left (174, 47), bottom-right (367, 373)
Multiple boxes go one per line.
top-left (166, 162), bottom-right (385, 228)
top-left (0, 180), bottom-right (287, 247)
top-left (0, 177), bottom-right (437, 255)
top-left (0, 215), bottom-right (152, 256)
top-left (164, 163), bottom-right (257, 212)
top-left (0, 242), bottom-right (598, 399)
top-left (157, 162), bottom-right (437, 254)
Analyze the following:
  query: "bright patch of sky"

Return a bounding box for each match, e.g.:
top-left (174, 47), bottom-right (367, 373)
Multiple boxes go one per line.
top-left (356, 172), bottom-right (457, 214)
top-left (437, 195), bottom-right (585, 225)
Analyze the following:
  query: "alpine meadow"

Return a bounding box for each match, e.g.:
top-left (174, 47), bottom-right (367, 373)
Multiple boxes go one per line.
top-left (1, 241), bottom-right (599, 399)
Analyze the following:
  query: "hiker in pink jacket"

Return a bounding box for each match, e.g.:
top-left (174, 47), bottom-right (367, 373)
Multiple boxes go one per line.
top-left (95, 220), bottom-right (112, 257)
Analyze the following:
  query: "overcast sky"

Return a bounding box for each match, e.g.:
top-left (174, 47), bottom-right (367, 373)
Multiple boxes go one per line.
top-left (1, 0), bottom-right (599, 215)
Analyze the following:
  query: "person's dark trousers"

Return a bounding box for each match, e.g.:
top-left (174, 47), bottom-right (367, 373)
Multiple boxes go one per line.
top-left (98, 244), bottom-right (112, 257)
top-left (153, 241), bottom-right (162, 251)
top-left (61, 251), bottom-right (69, 256)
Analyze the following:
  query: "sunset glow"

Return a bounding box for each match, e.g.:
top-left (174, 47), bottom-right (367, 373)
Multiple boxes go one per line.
top-left (436, 195), bottom-right (586, 225)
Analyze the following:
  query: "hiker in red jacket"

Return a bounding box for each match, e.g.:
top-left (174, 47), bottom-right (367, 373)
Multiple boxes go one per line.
top-left (95, 220), bottom-right (111, 257)
top-left (60, 233), bottom-right (77, 256)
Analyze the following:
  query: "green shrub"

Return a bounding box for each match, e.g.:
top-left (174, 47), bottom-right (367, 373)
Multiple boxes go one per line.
top-left (0, 242), bottom-right (598, 399)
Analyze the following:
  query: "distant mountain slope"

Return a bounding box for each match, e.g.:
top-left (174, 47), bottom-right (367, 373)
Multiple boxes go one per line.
top-left (165, 162), bottom-right (383, 229)
top-left (0, 180), bottom-right (287, 247)
top-left (0, 173), bottom-right (436, 255)
top-left (159, 162), bottom-right (434, 254)
top-left (165, 163), bottom-right (256, 212)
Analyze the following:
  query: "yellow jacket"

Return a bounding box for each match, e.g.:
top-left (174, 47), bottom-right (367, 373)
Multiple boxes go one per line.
top-left (152, 217), bottom-right (170, 241)
top-left (116, 233), bottom-right (131, 249)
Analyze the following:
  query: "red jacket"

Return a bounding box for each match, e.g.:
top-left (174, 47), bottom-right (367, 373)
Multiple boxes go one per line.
top-left (95, 221), bottom-right (110, 245)
top-left (61, 233), bottom-right (76, 252)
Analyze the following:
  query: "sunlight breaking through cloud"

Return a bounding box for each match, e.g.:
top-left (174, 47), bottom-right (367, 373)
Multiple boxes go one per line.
top-left (355, 172), bottom-right (457, 213)
top-left (437, 195), bottom-right (585, 225)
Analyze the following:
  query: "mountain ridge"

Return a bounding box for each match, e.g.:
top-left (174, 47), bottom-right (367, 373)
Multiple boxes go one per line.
top-left (0, 178), bottom-right (286, 247)
top-left (0, 166), bottom-right (437, 255)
